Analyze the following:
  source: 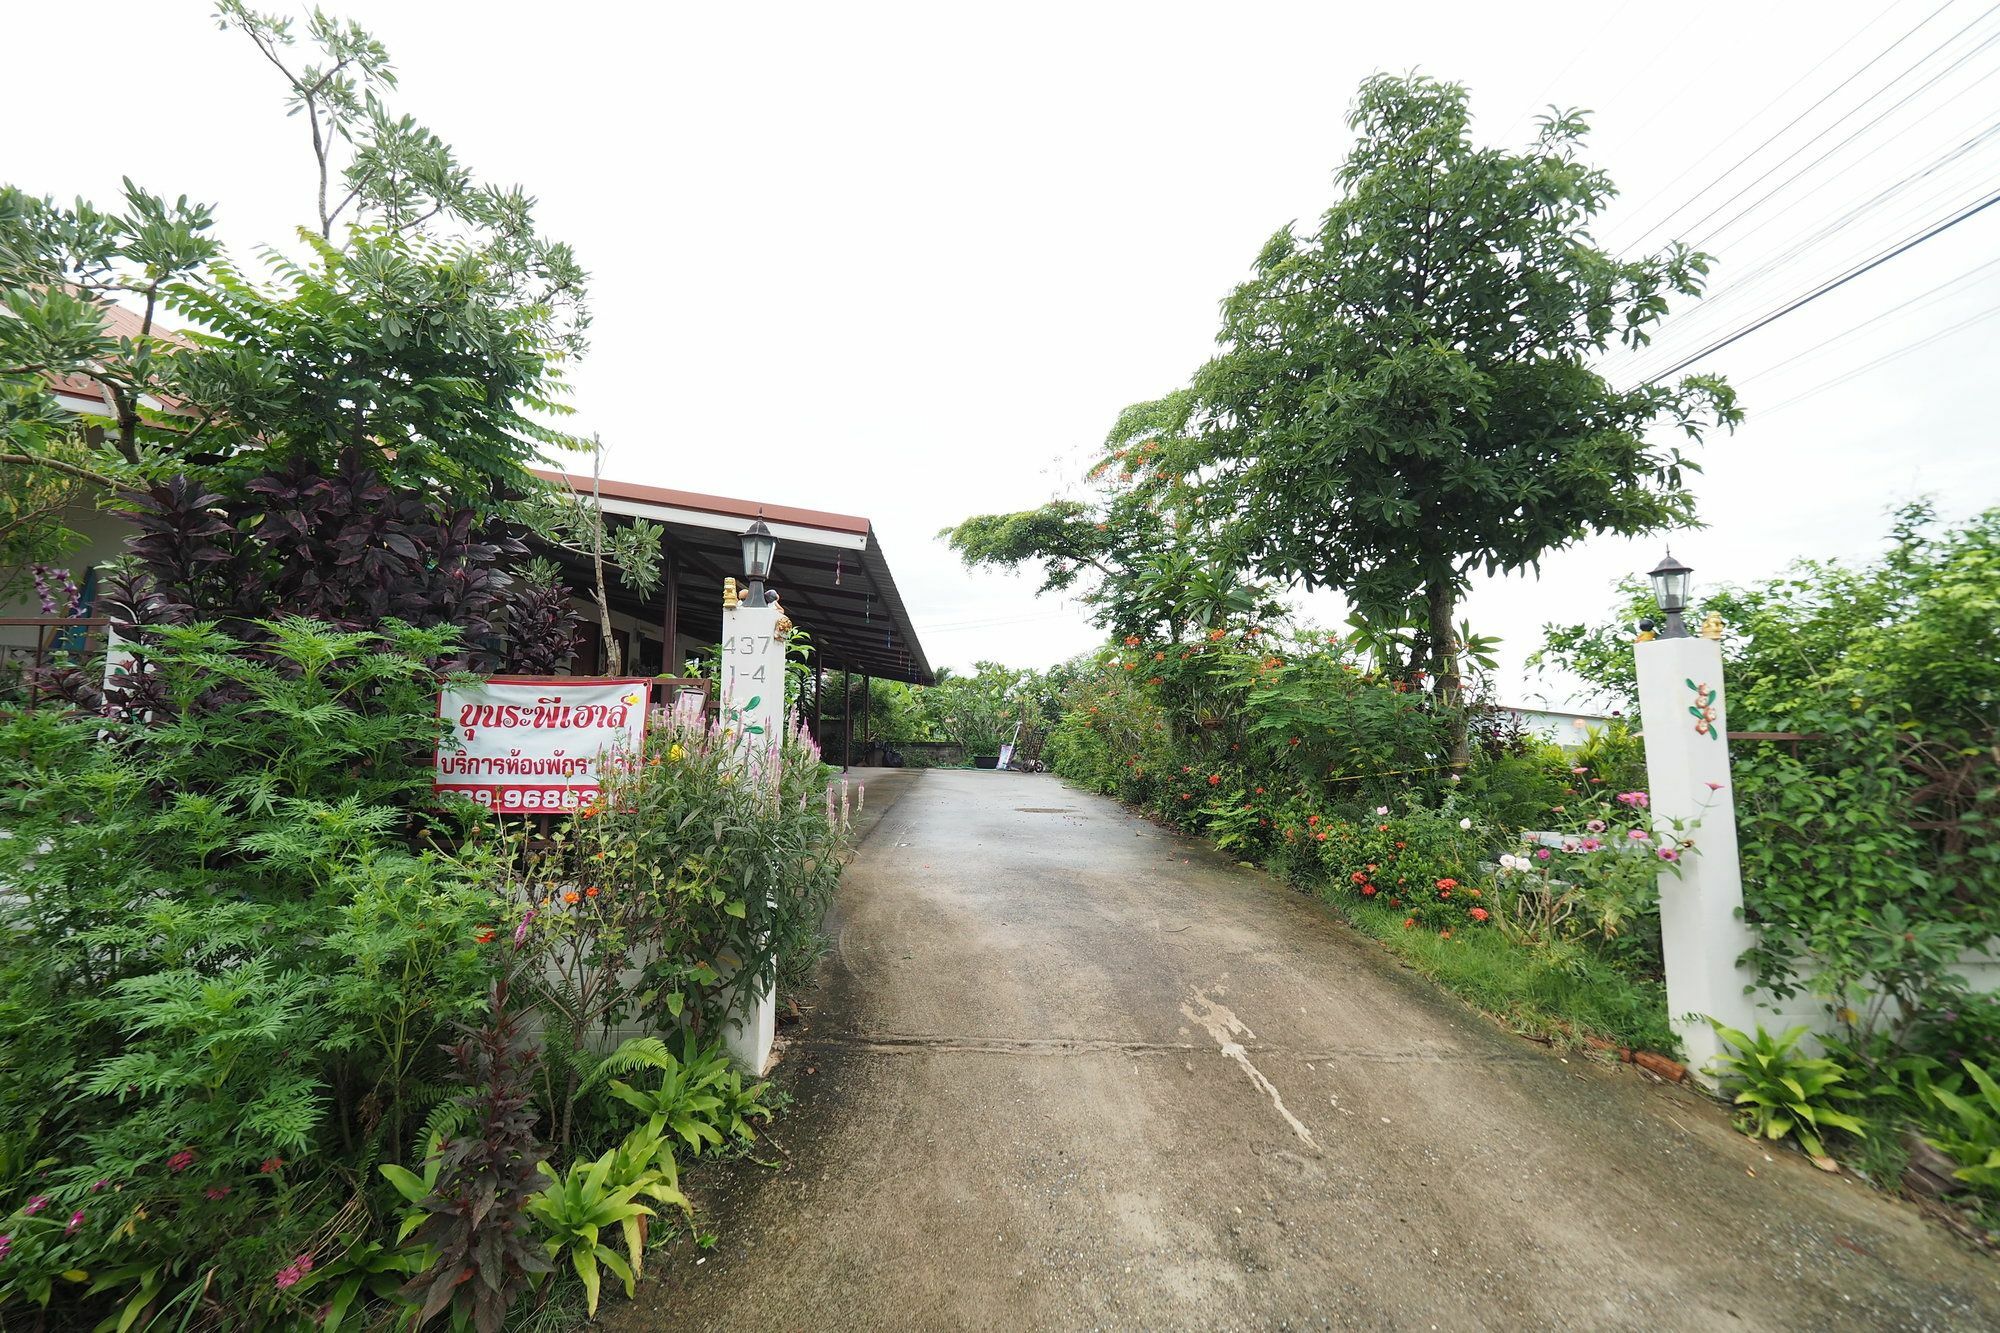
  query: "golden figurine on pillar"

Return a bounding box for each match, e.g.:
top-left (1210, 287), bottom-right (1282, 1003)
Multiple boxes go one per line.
top-left (722, 577), bottom-right (740, 609)
top-left (771, 596), bottom-right (793, 638)
top-left (1699, 611), bottom-right (1725, 641)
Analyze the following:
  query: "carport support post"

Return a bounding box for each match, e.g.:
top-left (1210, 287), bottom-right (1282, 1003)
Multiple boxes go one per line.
top-left (862, 669), bottom-right (871, 763)
top-left (841, 663), bottom-right (851, 771)
top-left (1634, 633), bottom-right (1758, 1088)
top-left (718, 592), bottom-right (786, 1075)
top-left (812, 654), bottom-right (824, 749)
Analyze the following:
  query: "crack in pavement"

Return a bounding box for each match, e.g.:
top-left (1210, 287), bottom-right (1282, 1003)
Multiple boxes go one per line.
top-left (793, 1031), bottom-right (1551, 1064)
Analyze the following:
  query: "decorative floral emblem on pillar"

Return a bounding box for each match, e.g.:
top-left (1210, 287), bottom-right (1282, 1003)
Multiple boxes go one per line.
top-left (1686, 679), bottom-right (1721, 740)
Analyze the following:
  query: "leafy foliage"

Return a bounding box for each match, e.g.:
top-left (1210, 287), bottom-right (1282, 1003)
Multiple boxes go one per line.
top-left (1707, 1023), bottom-right (1868, 1162)
top-left (401, 977), bottom-right (554, 1333)
top-left (1537, 505), bottom-right (2000, 1056)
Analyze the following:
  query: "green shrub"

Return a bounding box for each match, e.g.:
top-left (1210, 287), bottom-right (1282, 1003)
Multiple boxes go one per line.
top-left (1707, 1023), bottom-right (1868, 1162)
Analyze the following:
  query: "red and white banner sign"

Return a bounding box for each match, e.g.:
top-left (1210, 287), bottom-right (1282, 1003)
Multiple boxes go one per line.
top-left (434, 676), bottom-right (652, 812)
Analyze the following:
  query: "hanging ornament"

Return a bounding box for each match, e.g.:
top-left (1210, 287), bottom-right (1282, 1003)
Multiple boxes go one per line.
top-left (834, 555), bottom-right (843, 586)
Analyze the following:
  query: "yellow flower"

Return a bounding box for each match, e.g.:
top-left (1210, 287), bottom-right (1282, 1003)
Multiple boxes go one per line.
top-left (667, 742), bottom-right (686, 763)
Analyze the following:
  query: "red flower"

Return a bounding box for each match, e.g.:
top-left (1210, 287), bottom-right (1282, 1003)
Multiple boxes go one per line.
top-left (1435, 878), bottom-right (1458, 890)
top-left (1377, 824), bottom-right (1389, 832)
top-left (1361, 884), bottom-right (1377, 897)
top-left (1403, 917), bottom-right (1415, 929)
top-left (1439, 929), bottom-right (1452, 940)
top-left (585, 886), bottom-right (600, 898)
top-left (1469, 907), bottom-right (1489, 922)
top-left (1254, 786), bottom-right (1266, 795)
top-left (474, 928), bottom-right (496, 944)
top-left (205, 1186), bottom-right (231, 1200)
top-left (167, 1150), bottom-right (196, 1173)
top-left (260, 1157), bottom-right (285, 1174)
top-left (1350, 871), bottom-right (1367, 884)
top-left (1307, 815), bottom-right (1320, 826)
top-left (1208, 774), bottom-right (1221, 786)
top-left (1314, 831), bottom-right (1327, 841)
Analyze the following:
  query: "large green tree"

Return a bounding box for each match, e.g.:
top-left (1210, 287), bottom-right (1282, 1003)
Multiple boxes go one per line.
top-left (1174, 74), bottom-right (1736, 749)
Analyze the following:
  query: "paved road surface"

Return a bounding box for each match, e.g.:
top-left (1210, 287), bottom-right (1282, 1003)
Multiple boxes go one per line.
top-left (610, 769), bottom-right (1999, 1331)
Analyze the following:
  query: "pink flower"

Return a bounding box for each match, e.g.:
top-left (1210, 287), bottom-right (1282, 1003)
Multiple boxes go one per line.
top-left (205, 1186), bottom-right (231, 1200)
top-left (1616, 791), bottom-right (1650, 809)
top-left (1627, 828), bottom-right (1651, 841)
top-left (0, 1234), bottom-right (11, 1262)
top-left (512, 909), bottom-right (537, 948)
top-left (1580, 838), bottom-right (1603, 852)
top-left (64, 1210), bottom-right (84, 1236)
top-left (1705, 781), bottom-right (1723, 791)
top-left (22, 1196), bottom-right (47, 1217)
top-left (89, 1179), bottom-right (108, 1194)
top-left (1586, 819), bottom-right (1606, 833)
top-left (273, 1253), bottom-right (315, 1290)
top-left (167, 1150), bottom-right (196, 1173)
top-left (1657, 847), bottom-right (1679, 861)
top-left (1536, 848), bottom-right (1550, 861)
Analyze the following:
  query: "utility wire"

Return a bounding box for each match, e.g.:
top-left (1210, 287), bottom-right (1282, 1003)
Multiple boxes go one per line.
top-left (1616, 0), bottom-right (1961, 255)
top-left (1756, 295), bottom-right (2000, 413)
top-left (1634, 184), bottom-right (2000, 385)
top-left (1733, 252), bottom-right (2000, 384)
top-left (1612, 116), bottom-right (2000, 381)
top-left (1680, 17), bottom-right (2000, 253)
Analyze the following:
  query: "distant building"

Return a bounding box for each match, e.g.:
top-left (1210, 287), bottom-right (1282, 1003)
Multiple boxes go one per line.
top-left (1495, 703), bottom-right (1620, 748)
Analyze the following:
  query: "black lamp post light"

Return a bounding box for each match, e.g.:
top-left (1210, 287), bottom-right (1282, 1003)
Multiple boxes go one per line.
top-left (741, 516), bottom-right (777, 608)
top-left (1646, 550), bottom-right (1694, 639)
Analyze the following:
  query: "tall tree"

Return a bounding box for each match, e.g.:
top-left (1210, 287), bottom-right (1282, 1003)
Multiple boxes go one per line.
top-left (1173, 74), bottom-right (1737, 755)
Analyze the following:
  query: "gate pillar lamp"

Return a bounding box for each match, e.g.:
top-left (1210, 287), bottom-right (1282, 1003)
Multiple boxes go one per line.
top-left (740, 516), bottom-right (777, 609)
top-left (1647, 550), bottom-right (1693, 639)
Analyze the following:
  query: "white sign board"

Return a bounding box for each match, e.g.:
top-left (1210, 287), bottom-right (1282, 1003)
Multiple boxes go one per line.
top-left (721, 603), bottom-right (785, 766)
top-left (434, 676), bottom-right (652, 812)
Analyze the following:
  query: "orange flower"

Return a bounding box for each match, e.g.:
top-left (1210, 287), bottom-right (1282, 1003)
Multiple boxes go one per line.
top-left (1124, 635), bottom-right (1140, 647)
top-left (1403, 917), bottom-right (1415, 929)
top-left (562, 890), bottom-right (581, 904)
top-left (585, 886), bottom-right (600, 898)
top-left (1439, 929), bottom-right (1452, 940)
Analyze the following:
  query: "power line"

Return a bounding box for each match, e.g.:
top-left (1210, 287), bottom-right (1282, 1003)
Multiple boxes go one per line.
top-left (1679, 15), bottom-right (2000, 253)
top-left (1756, 295), bottom-right (2000, 413)
top-left (1733, 252), bottom-right (2000, 384)
top-left (1616, 0), bottom-right (1961, 255)
top-left (1611, 114), bottom-right (2000, 381)
top-left (1635, 184), bottom-right (2000, 385)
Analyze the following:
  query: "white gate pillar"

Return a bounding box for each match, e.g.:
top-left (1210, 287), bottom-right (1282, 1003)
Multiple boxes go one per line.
top-left (1634, 633), bottom-right (1760, 1086)
top-left (719, 588), bottom-right (787, 1074)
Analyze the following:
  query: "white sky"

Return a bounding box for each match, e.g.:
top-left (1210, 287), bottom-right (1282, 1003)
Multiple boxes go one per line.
top-left (8, 1), bottom-right (1997, 702)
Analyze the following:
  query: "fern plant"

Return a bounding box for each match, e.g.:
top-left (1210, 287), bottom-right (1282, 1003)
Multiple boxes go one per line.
top-left (1707, 1021), bottom-right (1869, 1161)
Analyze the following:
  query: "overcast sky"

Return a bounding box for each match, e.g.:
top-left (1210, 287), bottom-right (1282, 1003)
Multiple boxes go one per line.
top-left (9, 0), bottom-right (1997, 701)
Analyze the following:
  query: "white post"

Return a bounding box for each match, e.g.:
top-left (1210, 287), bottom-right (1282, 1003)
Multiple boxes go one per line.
top-left (1634, 633), bottom-right (1760, 1086)
top-left (718, 593), bottom-right (786, 1074)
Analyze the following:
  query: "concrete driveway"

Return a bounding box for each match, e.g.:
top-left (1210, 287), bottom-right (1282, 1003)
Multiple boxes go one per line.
top-left (611, 769), bottom-right (1999, 1331)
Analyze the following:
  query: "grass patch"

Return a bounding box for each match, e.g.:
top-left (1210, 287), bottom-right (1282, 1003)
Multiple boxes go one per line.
top-left (1327, 894), bottom-right (1679, 1056)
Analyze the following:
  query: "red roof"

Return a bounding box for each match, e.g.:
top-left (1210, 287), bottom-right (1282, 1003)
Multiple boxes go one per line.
top-left (530, 468), bottom-right (871, 537)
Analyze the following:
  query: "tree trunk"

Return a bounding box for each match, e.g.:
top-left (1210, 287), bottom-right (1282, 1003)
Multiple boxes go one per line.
top-left (1426, 578), bottom-right (1470, 767)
